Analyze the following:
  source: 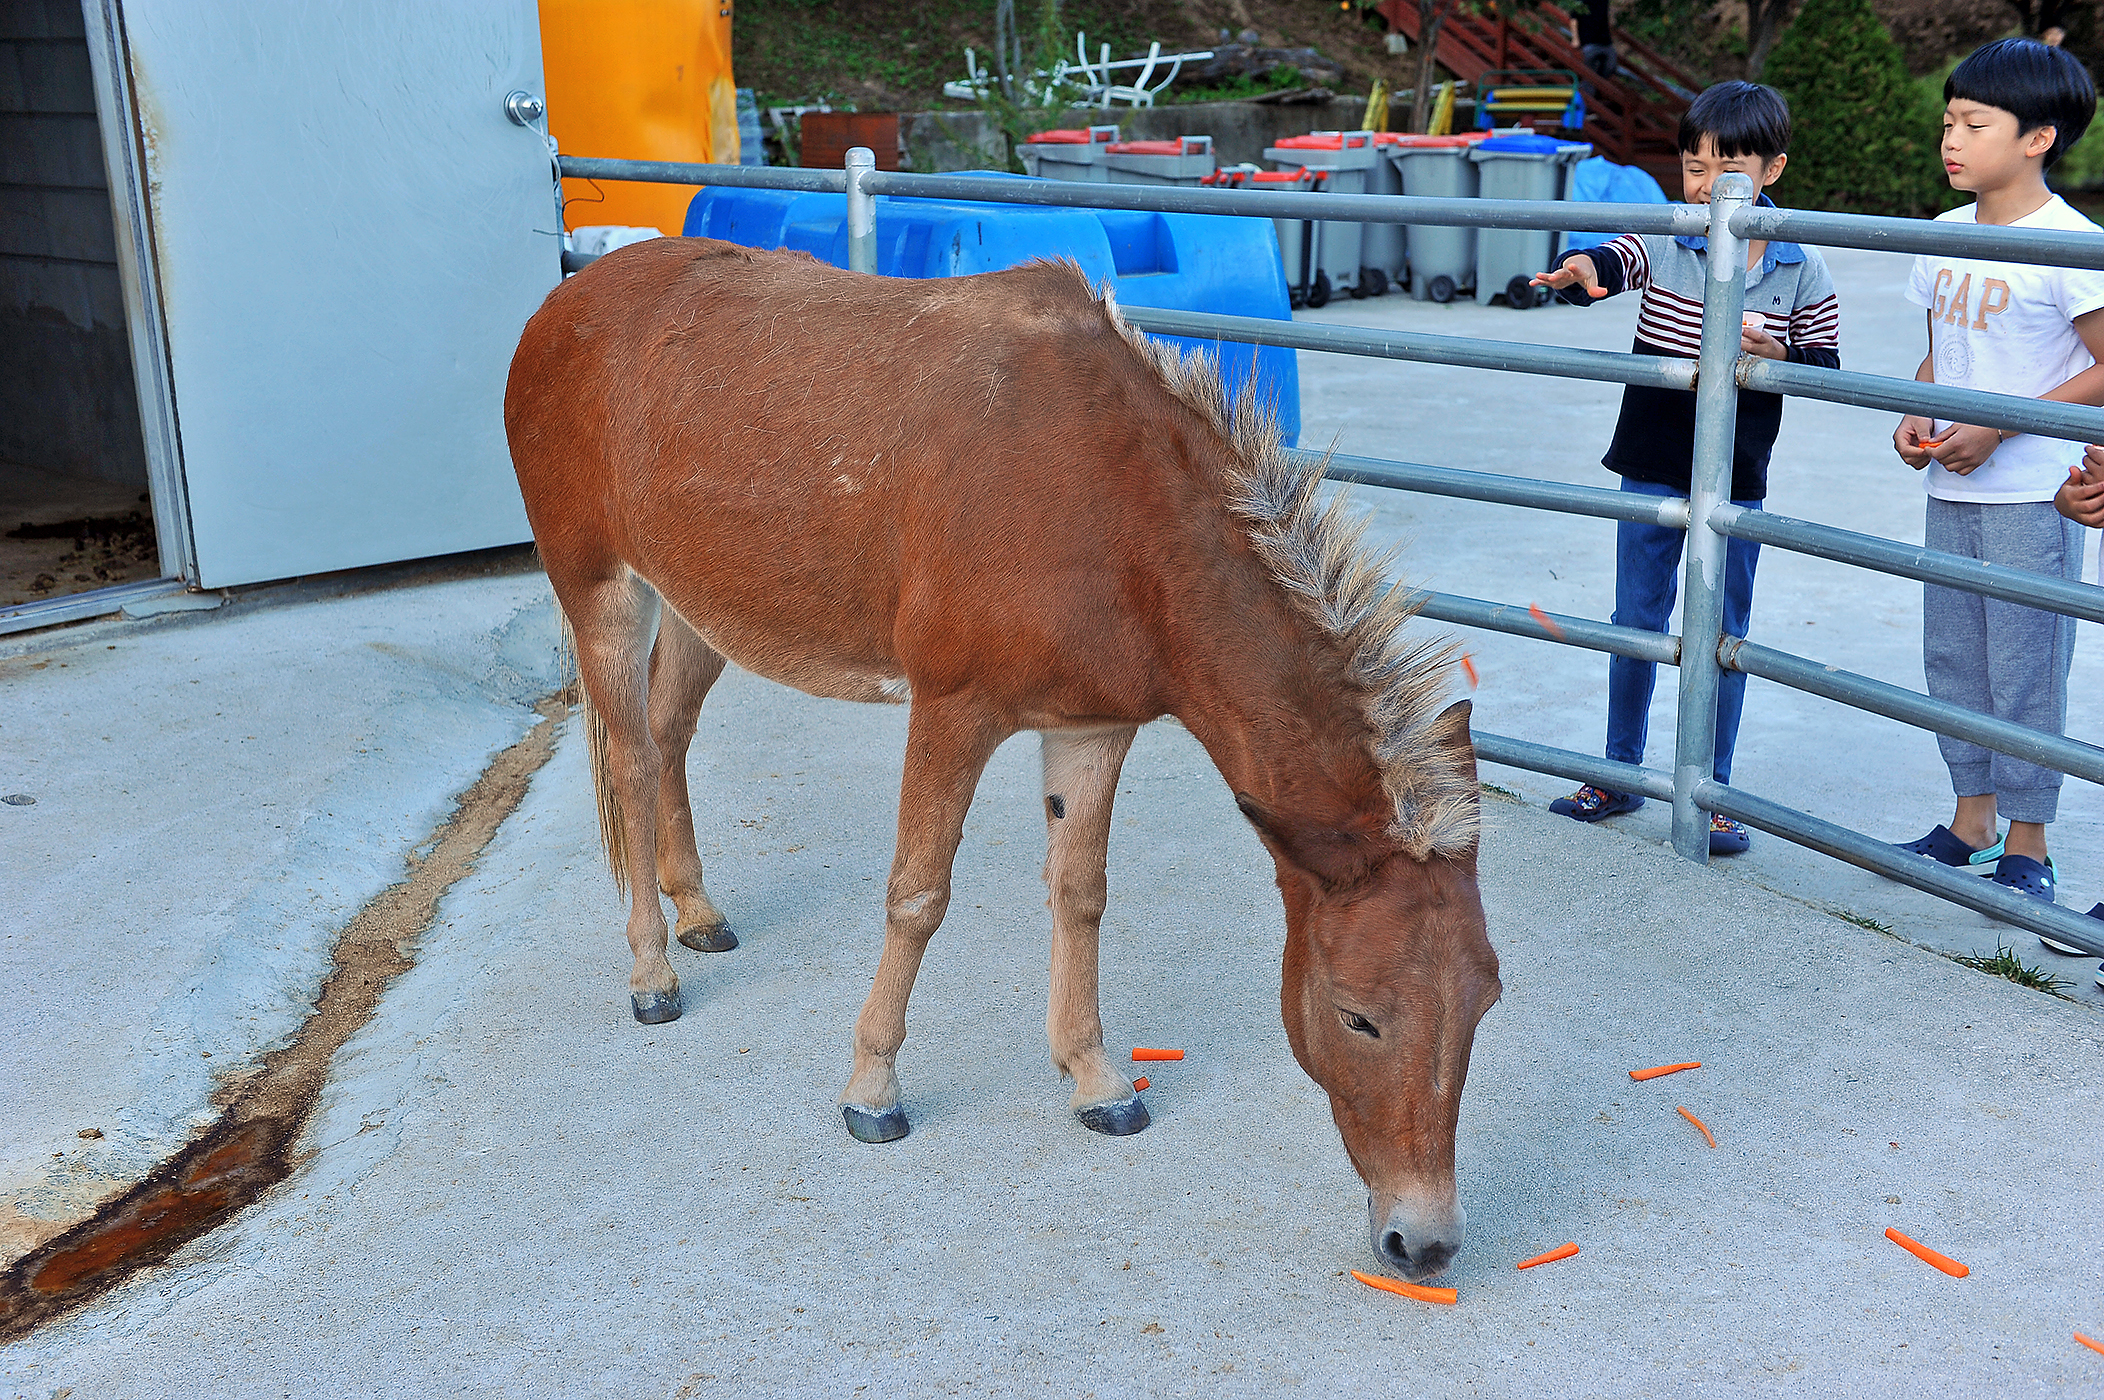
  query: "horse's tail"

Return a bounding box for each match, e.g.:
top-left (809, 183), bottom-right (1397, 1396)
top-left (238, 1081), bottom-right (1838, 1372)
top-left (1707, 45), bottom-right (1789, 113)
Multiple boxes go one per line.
top-left (559, 609), bottom-right (633, 899)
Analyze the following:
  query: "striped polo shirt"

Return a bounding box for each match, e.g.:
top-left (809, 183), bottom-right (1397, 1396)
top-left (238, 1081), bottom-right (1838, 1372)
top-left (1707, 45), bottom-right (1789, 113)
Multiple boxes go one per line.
top-left (1558, 195), bottom-right (1841, 501)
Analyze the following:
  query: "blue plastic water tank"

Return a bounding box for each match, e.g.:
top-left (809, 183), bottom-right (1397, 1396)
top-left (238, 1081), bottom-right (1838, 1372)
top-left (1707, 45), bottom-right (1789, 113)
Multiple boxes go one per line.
top-left (684, 178), bottom-right (1300, 444)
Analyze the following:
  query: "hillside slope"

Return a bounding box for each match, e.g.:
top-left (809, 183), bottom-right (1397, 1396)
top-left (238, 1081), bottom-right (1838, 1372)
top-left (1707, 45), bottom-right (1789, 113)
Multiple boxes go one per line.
top-left (732, 0), bottom-right (1405, 111)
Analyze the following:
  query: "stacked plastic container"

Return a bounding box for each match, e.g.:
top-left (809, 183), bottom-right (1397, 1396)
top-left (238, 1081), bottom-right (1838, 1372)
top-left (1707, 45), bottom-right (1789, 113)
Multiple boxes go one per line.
top-left (1103, 135), bottom-right (1215, 186)
top-left (682, 179), bottom-right (1303, 443)
top-left (1468, 132), bottom-right (1593, 308)
top-left (1263, 131), bottom-right (1382, 303)
top-left (1018, 125), bottom-right (1122, 181)
top-left (1379, 132), bottom-right (1488, 303)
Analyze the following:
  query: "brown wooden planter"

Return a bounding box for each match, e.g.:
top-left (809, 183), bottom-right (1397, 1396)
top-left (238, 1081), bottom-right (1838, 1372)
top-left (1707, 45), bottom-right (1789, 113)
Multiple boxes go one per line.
top-left (800, 112), bottom-right (901, 169)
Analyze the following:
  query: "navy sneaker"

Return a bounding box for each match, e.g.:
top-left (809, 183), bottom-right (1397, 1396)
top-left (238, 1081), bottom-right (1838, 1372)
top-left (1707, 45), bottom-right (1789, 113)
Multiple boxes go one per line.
top-left (1549, 785), bottom-right (1643, 822)
top-left (1989, 853), bottom-right (2055, 903)
top-left (1896, 824), bottom-right (2004, 870)
top-left (2042, 900), bottom-right (2103, 957)
top-left (1709, 813), bottom-right (1750, 856)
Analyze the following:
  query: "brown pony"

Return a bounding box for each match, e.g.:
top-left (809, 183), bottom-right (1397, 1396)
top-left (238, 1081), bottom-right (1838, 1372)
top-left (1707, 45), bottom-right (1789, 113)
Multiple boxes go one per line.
top-left (504, 237), bottom-right (1502, 1280)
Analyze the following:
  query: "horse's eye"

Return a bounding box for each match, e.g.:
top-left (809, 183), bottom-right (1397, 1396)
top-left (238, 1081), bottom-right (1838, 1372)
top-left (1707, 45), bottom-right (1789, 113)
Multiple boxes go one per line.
top-left (1338, 1009), bottom-right (1380, 1039)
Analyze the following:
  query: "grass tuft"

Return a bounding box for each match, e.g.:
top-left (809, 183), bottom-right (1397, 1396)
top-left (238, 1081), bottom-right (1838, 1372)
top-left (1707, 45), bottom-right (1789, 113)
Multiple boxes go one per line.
top-left (1955, 940), bottom-right (2072, 994)
top-left (1835, 910), bottom-right (1893, 935)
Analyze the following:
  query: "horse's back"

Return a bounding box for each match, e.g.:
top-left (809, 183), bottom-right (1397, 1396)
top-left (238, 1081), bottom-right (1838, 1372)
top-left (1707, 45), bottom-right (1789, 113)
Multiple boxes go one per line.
top-left (506, 238), bottom-right (1202, 715)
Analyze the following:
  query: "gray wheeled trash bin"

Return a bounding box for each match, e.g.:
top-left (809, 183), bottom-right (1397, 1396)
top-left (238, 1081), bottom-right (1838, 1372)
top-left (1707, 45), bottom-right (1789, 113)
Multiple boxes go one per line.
top-left (1104, 135), bottom-right (1215, 186)
top-left (1018, 124), bottom-right (1121, 181)
top-left (1264, 131), bottom-right (1381, 301)
top-left (1468, 133), bottom-right (1594, 308)
top-left (1381, 133), bottom-right (1486, 302)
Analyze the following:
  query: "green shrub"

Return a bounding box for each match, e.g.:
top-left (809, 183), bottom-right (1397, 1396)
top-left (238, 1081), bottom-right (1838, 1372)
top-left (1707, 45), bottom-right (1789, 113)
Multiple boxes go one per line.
top-left (1764, 0), bottom-right (1948, 216)
top-left (2052, 115), bottom-right (2104, 190)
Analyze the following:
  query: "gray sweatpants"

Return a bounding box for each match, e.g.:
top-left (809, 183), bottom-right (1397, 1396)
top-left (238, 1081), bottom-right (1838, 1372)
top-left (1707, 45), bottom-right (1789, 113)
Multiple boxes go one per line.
top-left (1923, 497), bottom-right (2083, 824)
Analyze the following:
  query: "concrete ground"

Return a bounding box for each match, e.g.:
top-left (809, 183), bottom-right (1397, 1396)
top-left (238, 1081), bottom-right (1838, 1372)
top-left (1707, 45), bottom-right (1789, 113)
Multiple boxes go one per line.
top-left (4, 247), bottom-right (2104, 1396)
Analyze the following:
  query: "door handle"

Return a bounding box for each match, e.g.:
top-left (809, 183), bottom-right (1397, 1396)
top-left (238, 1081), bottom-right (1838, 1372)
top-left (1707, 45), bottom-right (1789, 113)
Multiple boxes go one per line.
top-left (504, 90), bottom-right (545, 127)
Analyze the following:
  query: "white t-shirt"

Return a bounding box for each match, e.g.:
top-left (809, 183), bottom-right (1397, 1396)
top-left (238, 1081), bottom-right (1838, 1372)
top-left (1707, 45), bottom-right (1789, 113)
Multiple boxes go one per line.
top-left (1905, 194), bottom-right (2104, 503)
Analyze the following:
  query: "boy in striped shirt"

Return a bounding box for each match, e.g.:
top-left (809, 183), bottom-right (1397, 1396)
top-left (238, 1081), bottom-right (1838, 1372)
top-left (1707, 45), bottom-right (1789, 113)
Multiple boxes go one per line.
top-left (1531, 80), bottom-right (1840, 853)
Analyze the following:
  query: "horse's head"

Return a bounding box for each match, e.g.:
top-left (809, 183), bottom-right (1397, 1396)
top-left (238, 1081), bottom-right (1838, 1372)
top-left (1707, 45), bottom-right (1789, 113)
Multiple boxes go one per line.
top-left (1236, 702), bottom-right (1501, 1282)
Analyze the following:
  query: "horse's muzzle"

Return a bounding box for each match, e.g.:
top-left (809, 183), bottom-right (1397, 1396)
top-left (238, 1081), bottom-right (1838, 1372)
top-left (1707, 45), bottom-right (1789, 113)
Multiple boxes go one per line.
top-left (1367, 1191), bottom-right (1466, 1282)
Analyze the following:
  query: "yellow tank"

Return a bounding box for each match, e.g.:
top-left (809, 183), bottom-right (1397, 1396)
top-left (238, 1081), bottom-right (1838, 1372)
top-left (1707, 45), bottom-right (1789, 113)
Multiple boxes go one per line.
top-left (540, 0), bottom-right (740, 235)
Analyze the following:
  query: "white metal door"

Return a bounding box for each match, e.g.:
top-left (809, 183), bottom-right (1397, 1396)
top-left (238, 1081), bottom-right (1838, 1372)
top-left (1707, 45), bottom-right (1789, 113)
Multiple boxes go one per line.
top-left (116, 1), bottom-right (558, 587)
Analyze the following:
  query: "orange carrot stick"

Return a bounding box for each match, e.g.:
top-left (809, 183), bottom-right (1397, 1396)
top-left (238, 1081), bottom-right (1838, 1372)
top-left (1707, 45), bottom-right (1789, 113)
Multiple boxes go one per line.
top-left (1528, 602), bottom-right (1567, 642)
top-left (1515, 1242), bottom-right (1580, 1270)
top-left (1885, 1226), bottom-right (1969, 1279)
top-left (2076, 1331), bottom-right (2104, 1357)
top-left (1132, 1076), bottom-right (1150, 1092)
top-left (1461, 654), bottom-right (1479, 688)
top-left (1676, 1105), bottom-right (1717, 1148)
top-left (1629, 1061), bottom-right (1701, 1081)
top-left (1351, 1269), bottom-right (1458, 1304)
top-left (1132, 1048), bottom-right (1183, 1062)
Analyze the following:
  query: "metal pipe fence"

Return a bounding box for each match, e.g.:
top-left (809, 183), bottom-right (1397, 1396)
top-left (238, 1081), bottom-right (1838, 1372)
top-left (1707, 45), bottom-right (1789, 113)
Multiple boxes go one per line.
top-left (555, 152), bottom-right (2104, 960)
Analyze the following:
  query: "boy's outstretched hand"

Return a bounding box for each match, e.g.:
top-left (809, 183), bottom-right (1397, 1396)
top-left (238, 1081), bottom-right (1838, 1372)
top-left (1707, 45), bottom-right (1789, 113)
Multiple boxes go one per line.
top-left (2056, 446), bottom-right (2104, 527)
top-left (1531, 254), bottom-right (1605, 299)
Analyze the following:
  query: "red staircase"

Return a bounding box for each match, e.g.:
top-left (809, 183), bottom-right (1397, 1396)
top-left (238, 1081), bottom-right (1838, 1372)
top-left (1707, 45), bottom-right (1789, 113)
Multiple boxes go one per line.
top-left (1374, 2), bottom-right (1698, 179)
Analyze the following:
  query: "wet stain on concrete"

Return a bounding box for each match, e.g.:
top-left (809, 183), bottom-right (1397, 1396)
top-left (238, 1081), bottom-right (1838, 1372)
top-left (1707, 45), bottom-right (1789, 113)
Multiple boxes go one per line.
top-left (0, 695), bottom-right (568, 1342)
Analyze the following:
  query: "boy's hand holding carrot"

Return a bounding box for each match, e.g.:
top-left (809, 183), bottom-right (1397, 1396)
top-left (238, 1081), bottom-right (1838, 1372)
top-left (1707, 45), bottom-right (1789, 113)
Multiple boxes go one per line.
top-left (1894, 417), bottom-right (2001, 473)
top-left (1923, 423), bottom-right (2004, 475)
top-left (1893, 415), bottom-right (1938, 469)
top-left (1531, 254), bottom-right (1606, 299)
top-left (2056, 444), bottom-right (2104, 526)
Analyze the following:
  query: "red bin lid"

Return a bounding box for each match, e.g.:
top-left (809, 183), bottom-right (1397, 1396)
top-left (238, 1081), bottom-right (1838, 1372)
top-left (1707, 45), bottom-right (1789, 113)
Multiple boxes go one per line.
top-left (1026, 128), bottom-right (1099, 144)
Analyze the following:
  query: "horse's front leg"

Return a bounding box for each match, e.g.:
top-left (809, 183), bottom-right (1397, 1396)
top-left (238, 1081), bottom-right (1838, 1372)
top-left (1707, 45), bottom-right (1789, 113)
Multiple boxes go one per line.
top-left (840, 697), bottom-right (1007, 1143)
top-left (1041, 726), bottom-right (1145, 1136)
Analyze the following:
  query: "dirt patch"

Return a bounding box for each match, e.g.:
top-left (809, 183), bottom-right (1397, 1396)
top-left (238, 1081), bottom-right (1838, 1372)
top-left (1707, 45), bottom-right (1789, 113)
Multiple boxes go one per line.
top-left (0, 508), bottom-right (160, 609)
top-left (0, 696), bottom-right (568, 1343)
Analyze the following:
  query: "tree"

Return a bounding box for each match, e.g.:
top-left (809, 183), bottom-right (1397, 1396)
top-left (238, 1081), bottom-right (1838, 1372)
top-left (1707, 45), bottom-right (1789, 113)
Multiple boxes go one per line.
top-left (1408, 0), bottom-right (1462, 135)
top-left (1405, 0), bottom-right (1552, 135)
top-left (1763, 0), bottom-right (1946, 216)
top-left (1745, 0), bottom-right (1796, 79)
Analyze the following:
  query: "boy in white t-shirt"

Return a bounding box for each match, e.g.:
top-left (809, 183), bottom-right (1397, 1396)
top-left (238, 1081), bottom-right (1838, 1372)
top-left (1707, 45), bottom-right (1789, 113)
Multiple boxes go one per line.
top-left (1891, 38), bottom-right (2104, 940)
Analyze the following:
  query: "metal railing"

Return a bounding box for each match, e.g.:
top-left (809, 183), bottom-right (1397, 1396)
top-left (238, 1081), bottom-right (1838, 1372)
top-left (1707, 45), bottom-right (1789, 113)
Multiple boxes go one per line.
top-left (557, 150), bottom-right (2104, 960)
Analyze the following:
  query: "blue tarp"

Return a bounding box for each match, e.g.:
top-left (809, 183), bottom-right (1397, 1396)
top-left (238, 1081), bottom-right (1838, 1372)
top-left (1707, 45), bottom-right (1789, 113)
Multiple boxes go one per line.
top-left (685, 176), bottom-right (1301, 445)
top-left (1563, 156), bottom-right (1671, 250)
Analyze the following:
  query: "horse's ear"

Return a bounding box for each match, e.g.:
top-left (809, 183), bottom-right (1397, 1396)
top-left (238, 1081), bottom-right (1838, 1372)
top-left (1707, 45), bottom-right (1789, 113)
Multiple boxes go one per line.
top-left (1234, 793), bottom-right (1379, 890)
top-left (1430, 699), bottom-right (1478, 780)
top-left (1423, 698), bottom-right (1483, 859)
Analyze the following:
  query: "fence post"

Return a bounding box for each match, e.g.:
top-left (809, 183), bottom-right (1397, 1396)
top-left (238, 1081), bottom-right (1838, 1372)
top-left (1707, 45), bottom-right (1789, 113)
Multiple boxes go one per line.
top-left (1671, 170), bottom-right (1754, 862)
top-left (845, 146), bottom-right (877, 275)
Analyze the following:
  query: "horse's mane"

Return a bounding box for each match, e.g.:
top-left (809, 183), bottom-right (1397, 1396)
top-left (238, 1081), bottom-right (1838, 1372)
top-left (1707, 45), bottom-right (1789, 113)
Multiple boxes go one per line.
top-left (1088, 271), bottom-right (1478, 860)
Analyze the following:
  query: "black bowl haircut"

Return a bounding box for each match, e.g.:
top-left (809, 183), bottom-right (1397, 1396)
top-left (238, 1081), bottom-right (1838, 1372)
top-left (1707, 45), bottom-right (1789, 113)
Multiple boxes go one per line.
top-left (1946, 37), bottom-right (2096, 168)
top-left (1676, 81), bottom-right (1792, 161)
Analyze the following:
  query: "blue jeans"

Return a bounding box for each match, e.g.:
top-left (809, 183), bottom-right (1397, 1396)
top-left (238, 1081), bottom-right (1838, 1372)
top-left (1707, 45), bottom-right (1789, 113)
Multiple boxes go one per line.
top-left (1606, 478), bottom-right (1762, 786)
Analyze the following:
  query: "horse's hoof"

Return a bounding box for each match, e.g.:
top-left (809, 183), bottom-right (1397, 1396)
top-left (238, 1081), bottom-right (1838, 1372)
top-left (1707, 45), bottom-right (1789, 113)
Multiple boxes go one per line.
top-left (631, 990), bottom-right (682, 1024)
top-left (677, 921), bottom-right (738, 953)
top-left (1076, 1095), bottom-right (1151, 1137)
top-left (842, 1104), bottom-right (910, 1143)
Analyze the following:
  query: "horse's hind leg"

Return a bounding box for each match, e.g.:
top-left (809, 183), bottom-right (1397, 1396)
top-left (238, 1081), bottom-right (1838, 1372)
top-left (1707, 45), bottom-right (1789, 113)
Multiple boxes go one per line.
top-left (648, 610), bottom-right (737, 953)
top-left (840, 697), bottom-right (1006, 1143)
top-left (1041, 726), bottom-right (1145, 1136)
top-left (567, 572), bottom-right (683, 1023)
